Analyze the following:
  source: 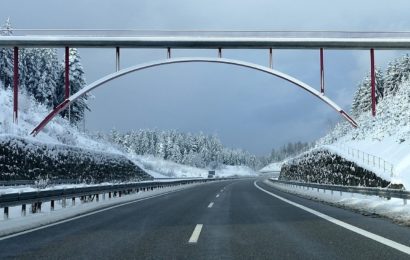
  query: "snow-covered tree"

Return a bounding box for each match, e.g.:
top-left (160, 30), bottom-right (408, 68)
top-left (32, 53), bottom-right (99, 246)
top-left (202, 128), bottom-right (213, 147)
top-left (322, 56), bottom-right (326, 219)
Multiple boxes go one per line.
top-left (351, 69), bottom-right (384, 116)
top-left (0, 18), bottom-right (14, 89)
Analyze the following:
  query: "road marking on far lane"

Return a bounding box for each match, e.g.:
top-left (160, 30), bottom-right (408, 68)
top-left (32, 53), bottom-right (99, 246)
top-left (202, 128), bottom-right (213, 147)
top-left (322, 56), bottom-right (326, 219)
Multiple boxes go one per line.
top-left (208, 202), bottom-right (214, 208)
top-left (216, 194), bottom-right (220, 198)
top-left (254, 181), bottom-right (410, 256)
top-left (188, 224), bottom-right (203, 244)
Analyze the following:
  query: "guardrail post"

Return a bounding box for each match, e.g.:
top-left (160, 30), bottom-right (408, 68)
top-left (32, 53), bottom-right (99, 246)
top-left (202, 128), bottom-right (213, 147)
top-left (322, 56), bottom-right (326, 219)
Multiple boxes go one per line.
top-left (109, 192), bottom-right (112, 199)
top-left (22, 204), bottom-right (26, 216)
top-left (331, 190), bottom-right (334, 196)
top-left (119, 191), bottom-right (122, 197)
top-left (4, 207), bottom-right (9, 220)
top-left (102, 193), bottom-right (106, 200)
top-left (72, 197), bottom-right (75, 206)
top-left (340, 191), bottom-right (343, 196)
top-left (62, 198), bottom-right (66, 208)
top-left (403, 199), bottom-right (407, 206)
top-left (96, 194), bottom-right (99, 202)
top-left (51, 200), bottom-right (55, 211)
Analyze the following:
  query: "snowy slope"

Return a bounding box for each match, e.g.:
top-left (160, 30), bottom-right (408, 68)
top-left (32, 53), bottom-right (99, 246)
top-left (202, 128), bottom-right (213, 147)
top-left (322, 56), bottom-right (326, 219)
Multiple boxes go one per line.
top-left (131, 154), bottom-right (257, 178)
top-left (318, 80), bottom-right (410, 188)
top-left (0, 88), bottom-right (256, 179)
top-left (259, 162), bottom-right (283, 173)
top-left (0, 87), bottom-right (120, 155)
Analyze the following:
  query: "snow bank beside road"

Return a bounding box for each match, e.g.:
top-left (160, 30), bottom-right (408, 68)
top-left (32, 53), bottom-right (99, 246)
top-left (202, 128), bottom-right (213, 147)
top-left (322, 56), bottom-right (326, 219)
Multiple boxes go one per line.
top-left (267, 180), bottom-right (410, 226)
top-left (0, 182), bottom-right (204, 237)
top-left (317, 63), bottom-right (410, 188)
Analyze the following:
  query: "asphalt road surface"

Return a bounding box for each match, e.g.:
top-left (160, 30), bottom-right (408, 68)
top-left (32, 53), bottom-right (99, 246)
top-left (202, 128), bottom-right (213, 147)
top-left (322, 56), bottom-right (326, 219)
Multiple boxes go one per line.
top-left (1, 178), bottom-right (409, 259)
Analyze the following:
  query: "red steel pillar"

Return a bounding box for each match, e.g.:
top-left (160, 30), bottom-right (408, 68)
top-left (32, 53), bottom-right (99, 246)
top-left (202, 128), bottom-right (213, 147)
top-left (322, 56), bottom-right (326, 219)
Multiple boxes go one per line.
top-left (320, 48), bottom-right (325, 94)
top-left (13, 47), bottom-right (18, 123)
top-left (370, 48), bottom-right (376, 117)
top-left (65, 47), bottom-right (70, 99)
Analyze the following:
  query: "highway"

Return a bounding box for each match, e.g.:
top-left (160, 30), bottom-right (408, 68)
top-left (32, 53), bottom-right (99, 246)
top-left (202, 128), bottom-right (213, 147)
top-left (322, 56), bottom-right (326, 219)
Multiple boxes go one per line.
top-left (0, 178), bottom-right (409, 259)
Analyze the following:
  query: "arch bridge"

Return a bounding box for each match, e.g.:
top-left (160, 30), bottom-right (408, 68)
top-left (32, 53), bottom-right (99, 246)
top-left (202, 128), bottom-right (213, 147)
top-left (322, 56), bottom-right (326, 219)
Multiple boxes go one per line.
top-left (1, 30), bottom-right (410, 135)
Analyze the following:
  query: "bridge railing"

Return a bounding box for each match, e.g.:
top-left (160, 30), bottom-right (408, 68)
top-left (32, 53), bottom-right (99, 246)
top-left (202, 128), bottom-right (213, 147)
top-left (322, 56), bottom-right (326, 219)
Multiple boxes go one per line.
top-left (4, 29), bottom-right (410, 38)
top-left (0, 178), bottom-right (231, 220)
top-left (331, 143), bottom-right (395, 178)
top-left (269, 179), bottom-right (409, 205)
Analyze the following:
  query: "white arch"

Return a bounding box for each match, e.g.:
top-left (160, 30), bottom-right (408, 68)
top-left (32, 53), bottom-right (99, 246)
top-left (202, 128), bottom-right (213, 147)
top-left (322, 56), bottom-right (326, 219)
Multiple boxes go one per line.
top-left (31, 57), bottom-right (357, 136)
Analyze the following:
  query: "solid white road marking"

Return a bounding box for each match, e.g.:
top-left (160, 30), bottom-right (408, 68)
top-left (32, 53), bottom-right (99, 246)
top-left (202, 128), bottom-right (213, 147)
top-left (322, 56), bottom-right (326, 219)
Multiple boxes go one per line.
top-left (254, 181), bottom-right (410, 255)
top-left (216, 194), bottom-right (220, 198)
top-left (188, 224), bottom-right (203, 243)
top-left (208, 202), bottom-right (214, 208)
top-left (0, 187), bottom-right (193, 241)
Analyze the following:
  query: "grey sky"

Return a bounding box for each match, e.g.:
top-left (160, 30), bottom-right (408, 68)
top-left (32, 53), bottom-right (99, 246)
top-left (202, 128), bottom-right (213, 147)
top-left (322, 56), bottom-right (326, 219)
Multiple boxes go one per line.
top-left (2, 0), bottom-right (410, 155)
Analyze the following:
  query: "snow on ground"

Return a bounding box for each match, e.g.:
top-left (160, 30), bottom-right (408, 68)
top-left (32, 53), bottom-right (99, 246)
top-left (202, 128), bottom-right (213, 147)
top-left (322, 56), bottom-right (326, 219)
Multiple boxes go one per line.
top-left (317, 80), bottom-right (410, 188)
top-left (0, 87), bottom-right (121, 155)
top-left (216, 165), bottom-right (258, 177)
top-left (266, 180), bottom-right (410, 226)
top-left (0, 181), bottom-right (208, 237)
top-left (259, 162), bottom-right (283, 173)
top-left (131, 154), bottom-right (258, 178)
top-left (0, 88), bottom-right (257, 180)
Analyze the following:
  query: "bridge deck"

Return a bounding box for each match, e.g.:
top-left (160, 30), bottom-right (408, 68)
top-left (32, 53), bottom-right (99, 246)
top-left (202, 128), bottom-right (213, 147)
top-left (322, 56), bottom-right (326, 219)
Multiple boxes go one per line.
top-left (1, 30), bottom-right (410, 49)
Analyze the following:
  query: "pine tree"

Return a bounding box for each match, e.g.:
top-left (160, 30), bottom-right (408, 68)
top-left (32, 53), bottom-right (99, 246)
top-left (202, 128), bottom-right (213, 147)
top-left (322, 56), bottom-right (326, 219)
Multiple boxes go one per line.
top-left (0, 18), bottom-right (14, 89)
top-left (351, 69), bottom-right (384, 116)
top-left (20, 48), bottom-right (59, 108)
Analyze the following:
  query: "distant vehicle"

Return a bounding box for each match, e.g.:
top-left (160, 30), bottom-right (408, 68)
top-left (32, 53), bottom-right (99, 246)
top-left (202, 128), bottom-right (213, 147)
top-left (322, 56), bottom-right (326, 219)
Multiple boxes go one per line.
top-left (208, 170), bottom-right (216, 178)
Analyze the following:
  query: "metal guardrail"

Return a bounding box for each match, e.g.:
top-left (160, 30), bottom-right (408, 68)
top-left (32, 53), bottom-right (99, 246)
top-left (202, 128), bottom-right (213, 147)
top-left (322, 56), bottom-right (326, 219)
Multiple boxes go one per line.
top-left (332, 143), bottom-right (395, 177)
top-left (269, 179), bottom-right (409, 205)
top-left (0, 178), bottom-right (231, 219)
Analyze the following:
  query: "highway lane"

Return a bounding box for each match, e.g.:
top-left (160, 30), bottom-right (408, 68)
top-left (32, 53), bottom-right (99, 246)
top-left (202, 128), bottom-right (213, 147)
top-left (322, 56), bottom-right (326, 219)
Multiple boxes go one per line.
top-left (0, 178), bottom-right (409, 259)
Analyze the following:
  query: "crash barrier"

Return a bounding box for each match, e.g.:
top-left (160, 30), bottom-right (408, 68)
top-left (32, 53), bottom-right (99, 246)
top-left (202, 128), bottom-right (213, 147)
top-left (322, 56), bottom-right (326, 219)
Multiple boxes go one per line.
top-left (269, 179), bottom-right (409, 205)
top-left (0, 178), bottom-right (230, 219)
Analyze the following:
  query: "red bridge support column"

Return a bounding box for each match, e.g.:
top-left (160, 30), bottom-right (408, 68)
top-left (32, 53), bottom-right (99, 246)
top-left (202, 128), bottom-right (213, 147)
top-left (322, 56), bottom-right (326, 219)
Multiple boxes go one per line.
top-left (320, 48), bottom-right (325, 94)
top-left (370, 48), bottom-right (376, 117)
top-left (13, 47), bottom-right (18, 123)
top-left (65, 47), bottom-right (70, 99)
top-left (65, 46), bottom-right (71, 122)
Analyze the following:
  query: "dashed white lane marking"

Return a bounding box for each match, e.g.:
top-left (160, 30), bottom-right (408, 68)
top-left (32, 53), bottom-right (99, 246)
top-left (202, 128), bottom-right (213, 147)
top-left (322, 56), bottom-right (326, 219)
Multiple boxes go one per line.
top-left (216, 194), bottom-right (220, 198)
top-left (208, 202), bottom-right (214, 208)
top-left (254, 181), bottom-right (410, 256)
top-left (188, 224), bottom-right (203, 244)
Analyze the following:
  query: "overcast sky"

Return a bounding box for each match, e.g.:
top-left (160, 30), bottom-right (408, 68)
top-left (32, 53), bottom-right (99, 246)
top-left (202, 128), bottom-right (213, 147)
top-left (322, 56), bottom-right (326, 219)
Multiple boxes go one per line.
top-left (2, 0), bottom-right (410, 155)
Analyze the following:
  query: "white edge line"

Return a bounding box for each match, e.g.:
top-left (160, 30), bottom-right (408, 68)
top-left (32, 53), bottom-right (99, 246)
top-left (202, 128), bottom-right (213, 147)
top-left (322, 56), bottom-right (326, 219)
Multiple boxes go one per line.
top-left (0, 187), bottom-right (189, 241)
top-left (254, 181), bottom-right (410, 255)
top-left (216, 194), bottom-right (220, 198)
top-left (188, 224), bottom-right (203, 243)
top-left (208, 202), bottom-right (214, 208)
top-left (253, 181), bottom-right (410, 255)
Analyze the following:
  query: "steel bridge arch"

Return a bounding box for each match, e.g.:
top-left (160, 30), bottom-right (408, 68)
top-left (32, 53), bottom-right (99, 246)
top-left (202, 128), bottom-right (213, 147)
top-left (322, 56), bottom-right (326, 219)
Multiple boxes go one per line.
top-left (31, 57), bottom-right (358, 136)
